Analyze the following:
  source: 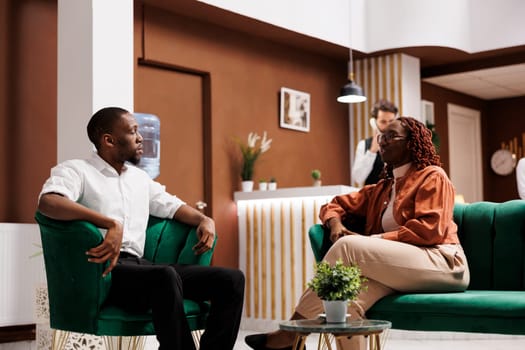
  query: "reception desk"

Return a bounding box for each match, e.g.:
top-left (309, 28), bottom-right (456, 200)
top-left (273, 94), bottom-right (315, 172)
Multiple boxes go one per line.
top-left (234, 185), bottom-right (357, 330)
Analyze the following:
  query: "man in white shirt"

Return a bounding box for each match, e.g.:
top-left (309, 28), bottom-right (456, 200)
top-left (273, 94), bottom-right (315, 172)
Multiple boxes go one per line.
top-left (517, 157), bottom-right (525, 199)
top-left (351, 99), bottom-right (398, 187)
top-left (38, 107), bottom-right (244, 350)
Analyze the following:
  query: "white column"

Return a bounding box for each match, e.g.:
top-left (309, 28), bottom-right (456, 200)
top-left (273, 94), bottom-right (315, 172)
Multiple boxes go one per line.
top-left (400, 54), bottom-right (421, 120)
top-left (57, 0), bottom-right (133, 162)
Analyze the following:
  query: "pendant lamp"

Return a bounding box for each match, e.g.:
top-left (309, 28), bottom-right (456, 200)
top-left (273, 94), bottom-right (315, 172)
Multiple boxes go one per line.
top-left (337, 47), bottom-right (366, 103)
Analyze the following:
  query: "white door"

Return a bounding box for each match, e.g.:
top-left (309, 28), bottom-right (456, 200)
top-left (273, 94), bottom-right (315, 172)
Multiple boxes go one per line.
top-left (447, 104), bottom-right (483, 202)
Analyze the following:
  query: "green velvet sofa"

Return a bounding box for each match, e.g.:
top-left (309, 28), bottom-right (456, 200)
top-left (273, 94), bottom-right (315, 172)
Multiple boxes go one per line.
top-left (35, 212), bottom-right (215, 337)
top-left (309, 200), bottom-right (525, 335)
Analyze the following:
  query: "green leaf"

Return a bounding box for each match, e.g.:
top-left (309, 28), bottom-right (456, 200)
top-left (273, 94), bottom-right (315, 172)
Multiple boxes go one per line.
top-left (307, 259), bottom-right (367, 301)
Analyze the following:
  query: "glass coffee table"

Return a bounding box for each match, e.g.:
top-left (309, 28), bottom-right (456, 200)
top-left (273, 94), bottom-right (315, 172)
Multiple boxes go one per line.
top-left (279, 318), bottom-right (391, 350)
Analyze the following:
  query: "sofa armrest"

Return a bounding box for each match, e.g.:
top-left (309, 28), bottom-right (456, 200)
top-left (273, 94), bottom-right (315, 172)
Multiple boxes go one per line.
top-left (308, 224), bottom-right (332, 263)
top-left (177, 226), bottom-right (217, 265)
top-left (35, 212), bottom-right (112, 334)
top-left (151, 218), bottom-right (217, 266)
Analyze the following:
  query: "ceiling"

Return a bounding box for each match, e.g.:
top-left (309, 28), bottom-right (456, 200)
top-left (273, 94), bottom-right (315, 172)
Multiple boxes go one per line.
top-left (143, 0), bottom-right (525, 101)
top-left (422, 63), bottom-right (525, 100)
top-left (370, 46), bottom-right (525, 101)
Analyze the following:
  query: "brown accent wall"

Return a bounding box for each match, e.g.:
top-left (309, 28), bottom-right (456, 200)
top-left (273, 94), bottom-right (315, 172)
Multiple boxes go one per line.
top-left (421, 82), bottom-right (488, 176)
top-left (3, 1), bottom-right (523, 268)
top-left (134, 5), bottom-right (350, 268)
top-left (0, 0), bottom-right (10, 221)
top-left (422, 82), bottom-right (525, 202)
top-left (0, 0), bottom-right (57, 222)
top-left (486, 96), bottom-right (525, 201)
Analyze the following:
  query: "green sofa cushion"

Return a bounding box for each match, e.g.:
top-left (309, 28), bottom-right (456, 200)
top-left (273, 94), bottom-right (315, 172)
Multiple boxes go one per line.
top-left (368, 291), bottom-right (525, 334)
top-left (454, 200), bottom-right (525, 290)
top-left (308, 200), bottom-right (525, 335)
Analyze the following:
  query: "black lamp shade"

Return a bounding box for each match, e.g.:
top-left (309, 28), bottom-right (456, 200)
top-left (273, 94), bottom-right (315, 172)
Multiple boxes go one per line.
top-left (337, 80), bottom-right (367, 103)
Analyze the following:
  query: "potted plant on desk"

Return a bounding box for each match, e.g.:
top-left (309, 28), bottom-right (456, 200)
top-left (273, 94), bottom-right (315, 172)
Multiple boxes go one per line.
top-left (236, 131), bottom-right (272, 192)
top-left (258, 179), bottom-right (268, 191)
top-left (311, 169), bottom-right (322, 186)
top-left (307, 259), bottom-right (367, 323)
top-left (268, 177), bottom-right (277, 190)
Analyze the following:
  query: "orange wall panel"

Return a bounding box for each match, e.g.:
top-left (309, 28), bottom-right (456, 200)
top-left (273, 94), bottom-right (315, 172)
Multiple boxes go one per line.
top-left (135, 6), bottom-right (349, 268)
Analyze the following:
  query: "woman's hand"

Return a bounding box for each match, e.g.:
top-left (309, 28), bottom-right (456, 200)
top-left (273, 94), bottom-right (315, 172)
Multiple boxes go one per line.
top-left (327, 218), bottom-right (356, 242)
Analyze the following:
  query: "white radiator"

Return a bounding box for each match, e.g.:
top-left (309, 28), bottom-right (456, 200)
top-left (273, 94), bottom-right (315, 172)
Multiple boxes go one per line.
top-left (0, 223), bottom-right (46, 326)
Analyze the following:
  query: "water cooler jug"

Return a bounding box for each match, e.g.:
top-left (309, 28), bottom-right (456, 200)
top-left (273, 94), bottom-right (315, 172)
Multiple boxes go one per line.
top-left (134, 113), bottom-right (160, 179)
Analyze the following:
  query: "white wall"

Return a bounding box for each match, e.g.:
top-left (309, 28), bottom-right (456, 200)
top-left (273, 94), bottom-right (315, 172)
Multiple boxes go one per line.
top-left (58, 0), bottom-right (133, 162)
top-left (470, 0), bottom-right (525, 52)
top-left (364, 0), bottom-right (470, 52)
top-left (197, 0), bottom-right (351, 47)
top-left (0, 224), bottom-right (45, 326)
top-left (198, 0), bottom-right (525, 53)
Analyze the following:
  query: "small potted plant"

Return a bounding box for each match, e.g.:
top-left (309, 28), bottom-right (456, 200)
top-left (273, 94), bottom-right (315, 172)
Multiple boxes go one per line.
top-left (307, 259), bottom-right (367, 323)
top-left (268, 177), bottom-right (277, 190)
top-left (235, 131), bottom-right (272, 192)
top-left (311, 169), bottom-right (322, 186)
top-left (258, 179), bottom-right (268, 191)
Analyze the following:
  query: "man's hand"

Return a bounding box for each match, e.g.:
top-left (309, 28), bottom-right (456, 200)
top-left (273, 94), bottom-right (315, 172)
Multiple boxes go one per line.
top-left (86, 220), bottom-right (123, 277)
top-left (193, 216), bottom-right (216, 255)
top-left (327, 218), bottom-right (357, 243)
top-left (369, 129), bottom-right (380, 153)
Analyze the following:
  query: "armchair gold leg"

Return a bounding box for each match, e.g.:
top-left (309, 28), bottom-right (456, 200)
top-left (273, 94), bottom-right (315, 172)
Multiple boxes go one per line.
top-left (51, 330), bottom-right (70, 350)
top-left (103, 336), bottom-right (146, 350)
top-left (192, 329), bottom-right (203, 349)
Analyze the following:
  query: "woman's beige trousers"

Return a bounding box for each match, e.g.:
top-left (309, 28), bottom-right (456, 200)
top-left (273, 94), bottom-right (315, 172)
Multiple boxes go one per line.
top-left (294, 235), bottom-right (470, 350)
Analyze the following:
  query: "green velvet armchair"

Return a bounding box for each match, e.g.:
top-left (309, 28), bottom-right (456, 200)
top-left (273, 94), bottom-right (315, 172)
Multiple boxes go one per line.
top-left (309, 200), bottom-right (525, 335)
top-left (35, 211), bottom-right (216, 348)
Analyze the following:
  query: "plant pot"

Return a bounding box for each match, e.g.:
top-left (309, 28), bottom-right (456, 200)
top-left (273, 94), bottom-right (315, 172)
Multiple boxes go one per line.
top-left (241, 180), bottom-right (254, 192)
top-left (313, 179), bottom-right (322, 187)
top-left (259, 182), bottom-right (268, 191)
top-left (322, 300), bottom-right (348, 323)
top-left (268, 182), bottom-right (277, 190)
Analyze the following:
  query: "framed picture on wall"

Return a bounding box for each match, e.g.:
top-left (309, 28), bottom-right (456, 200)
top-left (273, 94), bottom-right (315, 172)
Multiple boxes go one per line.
top-left (279, 87), bottom-right (310, 132)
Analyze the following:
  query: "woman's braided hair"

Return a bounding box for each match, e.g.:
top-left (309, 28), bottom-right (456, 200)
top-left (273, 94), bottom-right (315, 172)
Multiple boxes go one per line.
top-left (383, 116), bottom-right (441, 178)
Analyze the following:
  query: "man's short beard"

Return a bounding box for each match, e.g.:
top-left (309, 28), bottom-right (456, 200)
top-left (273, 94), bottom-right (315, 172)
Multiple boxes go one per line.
top-left (128, 155), bottom-right (141, 165)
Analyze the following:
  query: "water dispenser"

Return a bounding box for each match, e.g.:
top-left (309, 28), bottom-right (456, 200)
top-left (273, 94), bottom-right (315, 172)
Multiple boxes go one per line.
top-left (134, 113), bottom-right (160, 179)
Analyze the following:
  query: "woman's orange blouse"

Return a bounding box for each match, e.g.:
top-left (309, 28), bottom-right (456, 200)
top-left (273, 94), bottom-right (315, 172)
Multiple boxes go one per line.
top-left (320, 165), bottom-right (460, 246)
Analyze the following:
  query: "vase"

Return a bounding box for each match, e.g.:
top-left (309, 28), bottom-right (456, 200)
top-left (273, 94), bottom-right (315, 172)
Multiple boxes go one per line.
top-left (258, 182), bottom-right (268, 191)
top-left (268, 182), bottom-right (277, 190)
top-left (241, 180), bottom-right (254, 192)
top-left (322, 300), bottom-right (348, 323)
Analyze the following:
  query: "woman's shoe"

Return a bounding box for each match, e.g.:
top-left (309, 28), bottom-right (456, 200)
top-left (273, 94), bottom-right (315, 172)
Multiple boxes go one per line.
top-left (244, 333), bottom-right (304, 350)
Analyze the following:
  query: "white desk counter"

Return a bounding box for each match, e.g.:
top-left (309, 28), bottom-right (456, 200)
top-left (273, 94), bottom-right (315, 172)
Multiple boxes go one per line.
top-left (234, 185), bottom-right (358, 330)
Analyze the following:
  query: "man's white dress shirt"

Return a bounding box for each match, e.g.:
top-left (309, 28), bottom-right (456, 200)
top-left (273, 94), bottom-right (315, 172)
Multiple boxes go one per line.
top-left (352, 139), bottom-right (377, 187)
top-left (39, 152), bottom-right (185, 257)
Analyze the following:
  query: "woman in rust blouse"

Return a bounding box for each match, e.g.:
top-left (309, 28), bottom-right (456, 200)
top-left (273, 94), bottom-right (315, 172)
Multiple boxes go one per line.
top-left (246, 117), bottom-right (470, 350)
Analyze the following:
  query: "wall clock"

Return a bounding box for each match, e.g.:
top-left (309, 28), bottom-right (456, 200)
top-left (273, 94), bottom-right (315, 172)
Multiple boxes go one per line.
top-left (490, 149), bottom-right (516, 176)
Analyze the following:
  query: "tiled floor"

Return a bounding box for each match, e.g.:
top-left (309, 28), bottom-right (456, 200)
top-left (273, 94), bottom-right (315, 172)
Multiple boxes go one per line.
top-left (2, 330), bottom-right (525, 350)
top-left (235, 329), bottom-right (525, 350)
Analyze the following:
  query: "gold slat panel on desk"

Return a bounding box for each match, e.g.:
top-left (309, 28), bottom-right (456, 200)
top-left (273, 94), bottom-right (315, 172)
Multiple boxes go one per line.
top-left (235, 186), bottom-right (357, 329)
